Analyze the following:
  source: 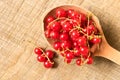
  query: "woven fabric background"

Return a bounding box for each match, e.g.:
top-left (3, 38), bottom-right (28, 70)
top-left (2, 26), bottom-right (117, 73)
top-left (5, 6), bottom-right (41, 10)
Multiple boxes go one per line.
top-left (0, 0), bottom-right (120, 80)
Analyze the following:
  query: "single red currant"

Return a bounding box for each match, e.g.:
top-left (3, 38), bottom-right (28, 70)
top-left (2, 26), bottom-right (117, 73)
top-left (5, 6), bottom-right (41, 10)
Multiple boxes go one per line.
top-left (50, 21), bottom-right (61, 31)
top-left (70, 29), bottom-right (80, 41)
top-left (44, 30), bottom-right (51, 38)
top-left (45, 16), bottom-right (54, 24)
top-left (66, 51), bottom-right (74, 59)
top-left (73, 41), bottom-right (79, 47)
top-left (64, 58), bottom-right (72, 64)
top-left (50, 31), bottom-right (59, 39)
top-left (62, 21), bottom-right (73, 32)
top-left (44, 60), bottom-right (53, 68)
top-left (76, 59), bottom-right (82, 66)
top-left (67, 9), bottom-right (74, 16)
top-left (37, 55), bottom-right (46, 62)
top-left (74, 47), bottom-right (81, 57)
top-left (90, 37), bottom-right (101, 44)
top-left (80, 46), bottom-right (89, 57)
top-left (61, 40), bottom-right (72, 49)
top-left (69, 11), bottom-right (79, 19)
top-left (87, 24), bottom-right (96, 35)
top-left (87, 57), bottom-right (93, 64)
top-left (34, 47), bottom-right (42, 56)
top-left (53, 41), bottom-right (62, 50)
top-left (56, 8), bottom-right (67, 17)
top-left (45, 50), bottom-right (54, 59)
top-left (60, 32), bottom-right (69, 41)
top-left (80, 13), bottom-right (87, 23)
top-left (77, 36), bottom-right (87, 46)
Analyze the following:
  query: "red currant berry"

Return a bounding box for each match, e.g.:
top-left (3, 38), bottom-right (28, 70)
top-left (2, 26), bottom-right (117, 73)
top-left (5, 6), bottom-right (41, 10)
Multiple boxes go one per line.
top-left (70, 29), bottom-right (80, 41)
top-left (62, 21), bottom-right (73, 32)
top-left (90, 37), bottom-right (101, 44)
top-left (76, 59), bottom-right (82, 66)
top-left (66, 51), bottom-right (74, 59)
top-left (53, 41), bottom-right (62, 51)
top-left (77, 36), bottom-right (87, 46)
top-left (69, 11), bottom-right (79, 19)
top-left (69, 20), bottom-right (78, 27)
top-left (37, 55), bottom-right (46, 62)
top-left (44, 29), bottom-right (51, 38)
top-left (34, 47), bottom-right (42, 56)
top-left (64, 58), bottom-right (72, 64)
top-left (87, 57), bottom-right (93, 64)
top-left (45, 50), bottom-right (54, 59)
top-left (61, 41), bottom-right (72, 49)
top-left (80, 46), bottom-right (89, 57)
top-left (45, 16), bottom-right (54, 24)
top-left (60, 32), bottom-right (69, 41)
top-left (80, 13), bottom-right (87, 23)
top-left (73, 41), bottom-right (79, 47)
top-left (67, 9), bottom-right (74, 16)
top-left (56, 8), bottom-right (67, 17)
top-left (87, 25), bottom-right (96, 35)
top-left (74, 47), bottom-right (81, 57)
top-left (44, 60), bottom-right (53, 68)
top-left (50, 31), bottom-right (59, 39)
top-left (50, 21), bottom-right (61, 31)
top-left (59, 19), bottom-right (66, 25)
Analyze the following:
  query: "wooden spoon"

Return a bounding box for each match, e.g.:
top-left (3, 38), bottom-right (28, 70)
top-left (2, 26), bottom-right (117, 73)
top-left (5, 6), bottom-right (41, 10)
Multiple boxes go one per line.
top-left (42, 5), bottom-right (120, 65)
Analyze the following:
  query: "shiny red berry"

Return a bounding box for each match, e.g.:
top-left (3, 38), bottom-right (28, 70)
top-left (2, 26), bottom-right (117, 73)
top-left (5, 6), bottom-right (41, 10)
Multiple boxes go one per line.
top-left (37, 55), bottom-right (46, 62)
top-left (53, 41), bottom-right (62, 50)
top-left (80, 46), bottom-right (89, 57)
top-left (45, 16), bottom-right (54, 23)
top-left (44, 30), bottom-right (51, 38)
top-left (34, 47), bottom-right (42, 56)
top-left (45, 50), bottom-right (54, 59)
top-left (90, 37), bottom-right (101, 44)
top-left (66, 51), bottom-right (74, 59)
top-left (74, 47), bottom-right (81, 57)
top-left (50, 31), bottom-right (59, 39)
top-left (67, 9), bottom-right (74, 16)
top-left (87, 57), bottom-right (93, 64)
top-left (61, 41), bottom-right (72, 49)
top-left (76, 59), bottom-right (82, 66)
top-left (80, 13), bottom-right (87, 23)
top-left (87, 25), bottom-right (96, 35)
top-left (70, 29), bottom-right (80, 41)
top-left (56, 8), bottom-right (67, 17)
top-left (44, 60), bottom-right (53, 68)
top-left (77, 36), bottom-right (87, 46)
top-left (50, 21), bottom-right (61, 31)
top-left (64, 58), bottom-right (72, 64)
top-left (60, 32), bottom-right (69, 41)
top-left (69, 11), bottom-right (79, 19)
top-left (62, 21), bottom-right (73, 32)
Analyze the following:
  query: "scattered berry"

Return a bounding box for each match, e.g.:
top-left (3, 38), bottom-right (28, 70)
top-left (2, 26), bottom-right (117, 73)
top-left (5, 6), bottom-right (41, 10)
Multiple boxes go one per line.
top-left (44, 60), bottom-right (53, 68)
top-left (34, 47), bottom-right (42, 56)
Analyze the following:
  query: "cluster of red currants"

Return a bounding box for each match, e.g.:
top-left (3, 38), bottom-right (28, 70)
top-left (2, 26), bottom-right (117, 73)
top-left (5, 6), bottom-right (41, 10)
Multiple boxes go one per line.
top-left (33, 8), bottom-right (102, 68)
top-left (44, 8), bottom-right (102, 66)
top-left (34, 47), bottom-right (54, 68)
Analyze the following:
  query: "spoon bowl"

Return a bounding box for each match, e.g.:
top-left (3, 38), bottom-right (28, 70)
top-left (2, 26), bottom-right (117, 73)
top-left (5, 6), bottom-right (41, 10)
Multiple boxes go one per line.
top-left (42, 5), bottom-right (120, 65)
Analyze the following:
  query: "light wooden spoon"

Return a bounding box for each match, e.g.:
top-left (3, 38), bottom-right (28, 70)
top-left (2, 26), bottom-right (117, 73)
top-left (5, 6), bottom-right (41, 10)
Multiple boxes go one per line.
top-left (42, 5), bottom-right (120, 65)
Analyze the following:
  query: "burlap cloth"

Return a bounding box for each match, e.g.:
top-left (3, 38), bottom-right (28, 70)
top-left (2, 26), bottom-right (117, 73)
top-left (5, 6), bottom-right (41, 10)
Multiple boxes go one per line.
top-left (0, 0), bottom-right (120, 80)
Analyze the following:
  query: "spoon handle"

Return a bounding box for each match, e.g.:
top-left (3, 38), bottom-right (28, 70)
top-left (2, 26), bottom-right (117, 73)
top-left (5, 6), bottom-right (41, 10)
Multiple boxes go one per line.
top-left (99, 45), bottom-right (120, 65)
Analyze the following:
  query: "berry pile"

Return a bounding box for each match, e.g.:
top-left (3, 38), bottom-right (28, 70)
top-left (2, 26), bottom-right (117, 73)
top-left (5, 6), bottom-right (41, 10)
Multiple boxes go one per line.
top-left (34, 47), bottom-right (54, 68)
top-left (44, 8), bottom-right (101, 66)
